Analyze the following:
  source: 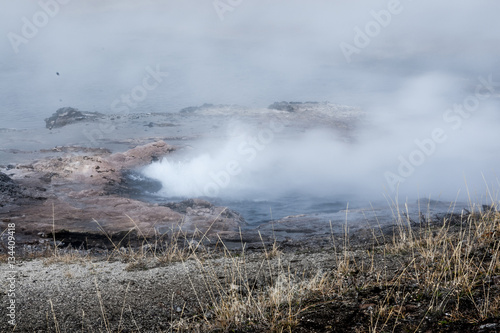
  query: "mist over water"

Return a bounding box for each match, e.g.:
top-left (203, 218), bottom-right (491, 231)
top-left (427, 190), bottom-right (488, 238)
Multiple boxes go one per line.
top-left (142, 83), bottom-right (499, 205)
top-left (1, 1), bottom-right (500, 218)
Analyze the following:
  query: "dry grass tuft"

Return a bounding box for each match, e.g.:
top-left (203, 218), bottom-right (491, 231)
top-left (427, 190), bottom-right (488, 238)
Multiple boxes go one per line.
top-left (6, 195), bottom-right (500, 332)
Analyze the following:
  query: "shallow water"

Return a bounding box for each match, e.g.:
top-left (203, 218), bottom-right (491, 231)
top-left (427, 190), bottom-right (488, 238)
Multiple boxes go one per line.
top-left (0, 107), bottom-right (484, 237)
top-left (122, 170), bottom-right (468, 237)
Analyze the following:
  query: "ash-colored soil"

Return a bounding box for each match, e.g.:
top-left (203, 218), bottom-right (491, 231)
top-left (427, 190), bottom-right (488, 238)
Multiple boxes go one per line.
top-left (1, 219), bottom-right (500, 333)
top-left (0, 247), bottom-right (335, 332)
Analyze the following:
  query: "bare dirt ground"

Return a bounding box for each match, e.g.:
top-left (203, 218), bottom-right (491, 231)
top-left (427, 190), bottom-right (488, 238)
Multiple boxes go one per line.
top-left (1, 211), bottom-right (500, 332)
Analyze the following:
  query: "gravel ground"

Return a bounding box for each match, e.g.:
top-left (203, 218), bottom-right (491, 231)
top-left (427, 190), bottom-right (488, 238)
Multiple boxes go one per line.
top-left (2, 219), bottom-right (500, 333)
top-left (0, 246), bottom-right (335, 332)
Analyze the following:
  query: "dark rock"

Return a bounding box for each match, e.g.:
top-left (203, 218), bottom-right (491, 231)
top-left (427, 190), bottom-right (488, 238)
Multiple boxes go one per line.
top-left (145, 122), bottom-right (177, 128)
top-left (0, 172), bottom-right (12, 184)
top-left (113, 171), bottom-right (163, 196)
top-left (39, 172), bottom-right (58, 183)
top-left (39, 146), bottom-right (111, 155)
top-left (45, 107), bottom-right (104, 129)
top-left (0, 142), bottom-right (244, 241)
top-left (163, 199), bottom-right (214, 214)
top-left (268, 101), bottom-right (320, 112)
top-left (180, 103), bottom-right (215, 113)
top-left (48, 229), bottom-right (144, 249)
top-left (483, 204), bottom-right (497, 213)
top-left (161, 198), bottom-right (247, 231)
top-left (268, 101), bottom-right (301, 112)
top-left (0, 172), bottom-right (47, 207)
top-left (0, 172), bottom-right (22, 207)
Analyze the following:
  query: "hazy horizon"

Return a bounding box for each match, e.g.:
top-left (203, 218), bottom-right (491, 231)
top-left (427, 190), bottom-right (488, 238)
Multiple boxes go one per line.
top-left (1, 0), bottom-right (499, 203)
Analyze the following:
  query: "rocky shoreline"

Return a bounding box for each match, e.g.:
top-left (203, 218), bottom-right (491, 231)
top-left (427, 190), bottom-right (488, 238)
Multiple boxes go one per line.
top-left (0, 102), bottom-right (470, 251)
top-left (1, 208), bottom-right (499, 332)
top-left (0, 140), bottom-right (247, 250)
top-left (1, 103), bottom-right (499, 332)
top-left (0, 102), bottom-right (367, 250)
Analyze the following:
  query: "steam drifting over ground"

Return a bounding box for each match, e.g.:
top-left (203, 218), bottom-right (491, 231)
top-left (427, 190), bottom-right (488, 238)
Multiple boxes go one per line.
top-left (143, 77), bottom-right (500, 204)
top-left (1, 0), bottom-right (499, 204)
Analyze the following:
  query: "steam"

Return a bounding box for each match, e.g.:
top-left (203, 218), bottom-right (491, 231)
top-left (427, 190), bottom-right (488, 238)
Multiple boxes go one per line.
top-left (1, 1), bottom-right (499, 202)
top-left (144, 72), bottom-right (500, 203)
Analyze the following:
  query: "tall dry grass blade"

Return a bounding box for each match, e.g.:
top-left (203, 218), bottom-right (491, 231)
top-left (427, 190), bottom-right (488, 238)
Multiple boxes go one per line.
top-left (117, 281), bottom-right (131, 333)
top-left (49, 299), bottom-right (61, 333)
top-left (94, 277), bottom-right (111, 333)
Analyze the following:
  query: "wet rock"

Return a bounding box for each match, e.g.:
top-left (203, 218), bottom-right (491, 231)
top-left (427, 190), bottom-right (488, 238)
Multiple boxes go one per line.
top-left (161, 199), bottom-right (246, 233)
top-left (39, 146), bottom-right (111, 155)
top-left (114, 171), bottom-right (163, 197)
top-left (268, 101), bottom-right (318, 112)
top-left (0, 172), bottom-right (47, 208)
top-left (180, 103), bottom-right (215, 113)
top-left (0, 141), bottom-right (244, 242)
top-left (48, 227), bottom-right (156, 249)
top-left (163, 198), bottom-right (213, 214)
top-left (267, 101), bottom-right (365, 136)
top-left (179, 103), bottom-right (248, 115)
top-left (45, 107), bottom-right (104, 129)
top-left (0, 172), bottom-right (12, 184)
top-left (27, 141), bottom-right (174, 187)
top-left (39, 172), bottom-right (58, 184)
top-left (108, 140), bottom-right (175, 169)
top-left (268, 101), bottom-right (362, 117)
top-left (144, 122), bottom-right (178, 128)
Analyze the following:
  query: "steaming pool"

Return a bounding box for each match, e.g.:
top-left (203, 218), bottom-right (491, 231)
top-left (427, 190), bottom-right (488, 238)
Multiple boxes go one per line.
top-left (0, 104), bottom-right (492, 239)
top-left (122, 164), bottom-right (467, 237)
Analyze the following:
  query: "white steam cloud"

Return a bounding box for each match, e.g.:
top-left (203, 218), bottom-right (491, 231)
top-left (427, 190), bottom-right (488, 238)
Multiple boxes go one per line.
top-left (1, 1), bottom-right (499, 203)
top-left (144, 72), bottom-right (499, 203)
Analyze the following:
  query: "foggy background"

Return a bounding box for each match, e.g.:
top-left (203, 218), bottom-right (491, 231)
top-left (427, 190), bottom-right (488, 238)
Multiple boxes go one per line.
top-left (1, 0), bottom-right (499, 204)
